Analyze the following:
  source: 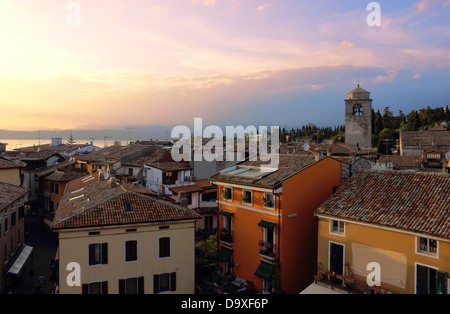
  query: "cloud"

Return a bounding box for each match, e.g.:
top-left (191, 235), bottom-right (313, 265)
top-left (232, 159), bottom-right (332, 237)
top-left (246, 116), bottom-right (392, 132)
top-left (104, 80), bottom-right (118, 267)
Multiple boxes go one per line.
top-left (257, 3), bottom-right (271, 11)
top-left (374, 70), bottom-right (397, 84)
top-left (412, 73), bottom-right (421, 79)
top-left (192, 0), bottom-right (216, 6)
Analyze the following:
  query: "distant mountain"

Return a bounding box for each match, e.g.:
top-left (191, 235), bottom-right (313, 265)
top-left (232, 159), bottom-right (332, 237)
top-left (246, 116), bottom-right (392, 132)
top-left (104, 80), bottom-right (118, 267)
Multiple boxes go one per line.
top-left (0, 125), bottom-right (174, 142)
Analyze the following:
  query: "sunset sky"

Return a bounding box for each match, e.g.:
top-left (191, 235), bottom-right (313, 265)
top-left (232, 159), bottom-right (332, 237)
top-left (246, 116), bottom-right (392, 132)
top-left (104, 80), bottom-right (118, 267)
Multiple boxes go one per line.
top-left (1, 0), bottom-right (450, 131)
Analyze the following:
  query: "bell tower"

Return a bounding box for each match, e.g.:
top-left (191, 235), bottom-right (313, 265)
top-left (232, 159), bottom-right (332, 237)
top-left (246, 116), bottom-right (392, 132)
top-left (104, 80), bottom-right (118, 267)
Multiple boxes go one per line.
top-left (345, 85), bottom-right (372, 150)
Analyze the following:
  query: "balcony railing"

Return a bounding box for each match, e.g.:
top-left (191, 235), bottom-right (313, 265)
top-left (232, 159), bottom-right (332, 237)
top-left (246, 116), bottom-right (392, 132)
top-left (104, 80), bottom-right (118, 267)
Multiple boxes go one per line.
top-left (259, 241), bottom-right (275, 258)
top-left (220, 229), bottom-right (233, 244)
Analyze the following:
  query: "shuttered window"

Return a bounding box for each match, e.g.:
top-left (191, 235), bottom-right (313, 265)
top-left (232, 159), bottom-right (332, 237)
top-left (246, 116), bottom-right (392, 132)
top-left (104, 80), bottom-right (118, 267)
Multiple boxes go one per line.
top-left (125, 240), bottom-right (138, 262)
top-left (88, 243), bottom-right (108, 266)
top-left (153, 272), bottom-right (176, 294)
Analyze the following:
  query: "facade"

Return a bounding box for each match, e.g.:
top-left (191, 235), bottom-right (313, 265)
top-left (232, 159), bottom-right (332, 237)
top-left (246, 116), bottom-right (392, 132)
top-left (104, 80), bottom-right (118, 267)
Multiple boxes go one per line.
top-left (52, 174), bottom-right (201, 294)
top-left (344, 85), bottom-right (373, 152)
top-left (210, 154), bottom-right (342, 294)
top-left (314, 170), bottom-right (450, 294)
top-left (0, 157), bottom-right (24, 187)
top-left (0, 182), bottom-right (29, 293)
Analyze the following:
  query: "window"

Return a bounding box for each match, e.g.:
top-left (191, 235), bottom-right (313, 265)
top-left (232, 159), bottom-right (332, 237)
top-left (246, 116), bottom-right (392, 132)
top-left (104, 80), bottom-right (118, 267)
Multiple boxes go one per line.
top-left (11, 212), bottom-right (16, 227)
top-left (353, 104), bottom-right (363, 116)
top-left (128, 168), bottom-right (133, 176)
top-left (55, 184), bottom-right (59, 195)
top-left (163, 171), bottom-right (176, 185)
top-left (416, 264), bottom-right (447, 294)
top-left (204, 216), bottom-right (214, 230)
top-left (330, 220), bottom-right (345, 235)
top-left (417, 237), bottom-right (438, 256)
top-left (82, 281), bottom-right (108, 294)
top-left (201, 192), bottom-right (217, 202)
top-left (124, 202), bottom-right (133, 212)
top-left (263, 193), bottom-right (275, 208)
top-left (222, 187), bottom-right (232, 201)
top-left (51, 183), bottom-right (54, 194)
top-left (159, 237), bottom-right (170, 258)
top-left (125, 240), bottom-right (138, 262)
top-left (88, 243), bottom-right (108, 266)
top-left (119, 277), bottom-right (144, 294)
top-left (4, 217), bottom-right (8, 234)
top-left (153, 272), bottom-right (176, 293)
top-left (241, 190), bottom-right (252, 205)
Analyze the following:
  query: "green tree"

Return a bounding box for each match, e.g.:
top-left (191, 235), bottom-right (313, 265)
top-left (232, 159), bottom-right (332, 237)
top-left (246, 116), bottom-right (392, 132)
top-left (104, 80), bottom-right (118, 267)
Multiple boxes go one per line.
top-left (67, 132), bottom-right (76, 145)
top-left (195, 233), bottom-right (218, 268)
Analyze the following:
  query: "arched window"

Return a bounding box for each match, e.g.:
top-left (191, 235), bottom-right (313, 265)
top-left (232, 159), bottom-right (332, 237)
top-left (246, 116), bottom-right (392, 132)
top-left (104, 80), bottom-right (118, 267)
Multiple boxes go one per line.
top-left (353, 104), bottom-right (363, 116)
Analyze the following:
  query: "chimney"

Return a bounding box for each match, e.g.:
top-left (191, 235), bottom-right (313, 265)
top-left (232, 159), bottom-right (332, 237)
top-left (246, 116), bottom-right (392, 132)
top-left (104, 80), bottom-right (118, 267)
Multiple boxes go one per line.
top-left (326, 146), bottom-right (332, 157)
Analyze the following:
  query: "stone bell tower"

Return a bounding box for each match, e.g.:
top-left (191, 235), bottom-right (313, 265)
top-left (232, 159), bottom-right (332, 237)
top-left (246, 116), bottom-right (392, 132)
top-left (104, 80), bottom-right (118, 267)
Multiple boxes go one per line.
top-left (345, 85), bottom-right (372, 150)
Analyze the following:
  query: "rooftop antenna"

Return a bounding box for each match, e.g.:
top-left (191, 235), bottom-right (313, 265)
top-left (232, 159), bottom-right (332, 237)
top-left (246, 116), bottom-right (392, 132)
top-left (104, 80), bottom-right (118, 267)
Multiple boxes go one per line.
top-left (36, 130), bottom-right (42, 146)
top-left (127, 127), bottom-right (136, 144)
top-left (357, 78), bottom-right (360, 87)
top-left (104, 136), bottom-right (112, 148)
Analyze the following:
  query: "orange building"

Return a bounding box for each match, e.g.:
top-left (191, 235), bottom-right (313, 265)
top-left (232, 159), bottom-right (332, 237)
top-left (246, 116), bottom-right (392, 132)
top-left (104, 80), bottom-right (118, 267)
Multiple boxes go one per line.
top-left (210, 154), bottom-right (342, 294)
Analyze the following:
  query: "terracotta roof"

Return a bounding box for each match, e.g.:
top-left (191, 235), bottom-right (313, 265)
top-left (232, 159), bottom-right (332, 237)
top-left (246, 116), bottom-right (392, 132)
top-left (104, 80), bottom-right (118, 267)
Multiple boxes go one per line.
top-left (52, 175), bottom-right (201, 230)
top-left (211, 154), bottom-right (319, 188)
top-left (46, 171), bottom-right (85, 182)
top-left (122, 148), bottom-right (173, 167)
top-left (146, 161), bottom-right (191, 172)
top-left (0, 157), bottom-right (25, 169)
top-left (377, 155), bottom-right (421, 168)
top-left (77, 144), bottom-right (156, 162)
top-left (315, 170), bottom-right (450, 239)
top-left (401, 130), bottom-right (450, 148)
top-left (0, 182), bottom-right (28, 210)
top-left (170, 185), bottom-right (204, 195)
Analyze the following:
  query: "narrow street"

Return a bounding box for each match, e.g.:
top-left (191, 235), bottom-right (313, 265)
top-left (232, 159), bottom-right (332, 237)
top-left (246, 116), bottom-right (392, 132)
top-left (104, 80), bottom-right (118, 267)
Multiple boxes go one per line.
top-left (14, 212), bottom-right (59, 294)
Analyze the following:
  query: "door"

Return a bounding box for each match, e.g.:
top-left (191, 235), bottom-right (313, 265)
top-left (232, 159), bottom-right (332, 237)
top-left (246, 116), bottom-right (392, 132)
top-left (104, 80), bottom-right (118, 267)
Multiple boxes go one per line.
top-left (329, 242), bottom-right (344, 285)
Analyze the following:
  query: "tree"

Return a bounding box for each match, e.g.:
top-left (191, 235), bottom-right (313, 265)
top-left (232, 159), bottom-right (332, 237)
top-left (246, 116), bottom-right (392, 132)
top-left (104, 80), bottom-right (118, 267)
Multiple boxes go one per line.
top-left (67, 132), bottom-right (76, 145)
top-left (195, 233), bottom-right (218, 268)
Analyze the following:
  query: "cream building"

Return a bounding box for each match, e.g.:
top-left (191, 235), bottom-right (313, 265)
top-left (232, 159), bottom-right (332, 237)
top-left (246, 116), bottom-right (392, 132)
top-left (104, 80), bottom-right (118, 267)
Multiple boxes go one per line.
top-left (52, 174), bottom-right (201, 294)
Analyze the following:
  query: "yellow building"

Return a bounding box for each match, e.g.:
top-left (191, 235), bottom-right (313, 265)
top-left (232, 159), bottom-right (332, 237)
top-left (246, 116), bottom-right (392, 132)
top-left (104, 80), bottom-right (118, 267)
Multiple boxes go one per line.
top-left (52, 174), bottom-right (201, 294)
top-left (0, 157), bottom-right (24, 187)
top-left (314, 170), bottom-right (450, 294)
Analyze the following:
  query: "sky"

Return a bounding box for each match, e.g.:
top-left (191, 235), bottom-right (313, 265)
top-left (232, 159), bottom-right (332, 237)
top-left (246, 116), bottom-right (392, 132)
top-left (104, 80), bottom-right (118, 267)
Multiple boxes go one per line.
top-left (1, 0), bottom-right (450, 132)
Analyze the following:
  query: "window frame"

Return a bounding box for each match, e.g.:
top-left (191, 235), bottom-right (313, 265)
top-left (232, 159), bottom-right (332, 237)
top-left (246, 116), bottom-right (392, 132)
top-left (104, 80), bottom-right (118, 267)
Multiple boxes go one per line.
top-left (241, 189), bottom-right (252, 205)
top-left (159, 236), bottom-right (171, 259)
top-left (125, 239), bottom-right (138, 263)
top-left (329, 219), bottom-right (345, 236)
top-left (416, 236), bottom-right (439, 258)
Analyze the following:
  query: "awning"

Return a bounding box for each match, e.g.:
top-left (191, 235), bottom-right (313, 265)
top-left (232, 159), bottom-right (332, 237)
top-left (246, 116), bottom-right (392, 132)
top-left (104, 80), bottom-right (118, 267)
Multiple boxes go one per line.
top-left (254, 262), bottom-right (274, 280)
top-left (258, 220), bottom-right (276, 228)
top-left (8, 245), bottom-right (33, 275)
top-left (219, 210), bottom-right (234, 217)
top-left (217, 247), bottom-right (233, 262)
top-left (300, 282), bottom-right (344, 294)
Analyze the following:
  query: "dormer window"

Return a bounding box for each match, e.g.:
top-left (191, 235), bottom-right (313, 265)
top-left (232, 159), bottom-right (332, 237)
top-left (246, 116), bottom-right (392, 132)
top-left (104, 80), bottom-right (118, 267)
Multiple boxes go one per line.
top-left (124, 202), bottom-right (133, 212)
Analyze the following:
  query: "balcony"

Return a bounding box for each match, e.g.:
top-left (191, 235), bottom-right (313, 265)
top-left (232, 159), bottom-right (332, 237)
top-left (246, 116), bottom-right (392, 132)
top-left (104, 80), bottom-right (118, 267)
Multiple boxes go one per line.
top-left (259, 241), bottom-right (276, 259)
top-left (314, 263), bottom-right (394, 294)
top-left (220, 229), bottom-right (233, 244)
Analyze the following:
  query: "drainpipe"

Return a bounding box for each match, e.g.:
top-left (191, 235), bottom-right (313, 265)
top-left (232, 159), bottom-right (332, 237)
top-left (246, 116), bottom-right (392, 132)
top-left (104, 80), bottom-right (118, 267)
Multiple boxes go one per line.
top-left (274, 191), bottom-right (281, 289)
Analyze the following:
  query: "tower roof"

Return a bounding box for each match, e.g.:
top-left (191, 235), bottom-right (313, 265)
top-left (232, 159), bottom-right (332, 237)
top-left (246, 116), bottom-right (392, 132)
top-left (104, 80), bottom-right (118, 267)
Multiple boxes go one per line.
top-left (347, 84), bottom-right (371, 100)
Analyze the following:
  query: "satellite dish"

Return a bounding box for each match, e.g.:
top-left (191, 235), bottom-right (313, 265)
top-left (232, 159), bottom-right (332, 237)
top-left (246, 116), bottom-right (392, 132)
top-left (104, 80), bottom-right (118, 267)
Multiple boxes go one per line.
top-left (445, 152), bottom-right (450, 160)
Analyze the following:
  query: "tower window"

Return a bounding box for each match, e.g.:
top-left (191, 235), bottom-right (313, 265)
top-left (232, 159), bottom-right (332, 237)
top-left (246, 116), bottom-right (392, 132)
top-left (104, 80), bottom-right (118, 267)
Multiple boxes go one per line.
top-left (353, 104), bottom-right (363, 116)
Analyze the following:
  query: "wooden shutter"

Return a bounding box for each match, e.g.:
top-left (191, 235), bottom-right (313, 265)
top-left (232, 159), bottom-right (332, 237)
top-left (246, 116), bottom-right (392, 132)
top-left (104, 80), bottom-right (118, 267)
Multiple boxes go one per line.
top-left (88, 244), bottom-right (96, 266)
top-left (101, 243), bottom-right (108, 264)
top-left (437, 271), bottom-right (447, 294)
top-left (153, 274), bottom-right (160, 294)
top-left (101, 281), bottom-right (108, 295)
top-left (118, 279), bottom-right (125, 294)
top-left (82, 284), bottom-right (89, 294)
top-left (416, 264), bottom-right (428, 294)
top-left (138, 276), bottom-right (144, 294)
top-left (170, 272), bottom-right (176, 292)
